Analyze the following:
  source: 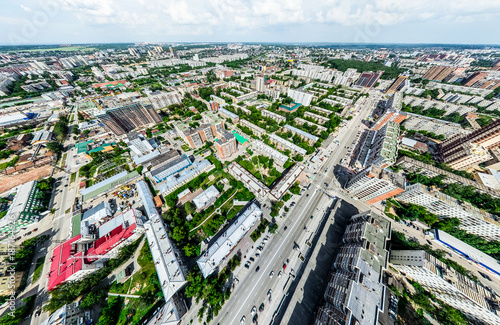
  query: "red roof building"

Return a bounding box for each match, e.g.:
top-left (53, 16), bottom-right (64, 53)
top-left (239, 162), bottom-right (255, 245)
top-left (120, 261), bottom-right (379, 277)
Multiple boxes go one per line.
top-left (48, 209), bottom-right (144, 290)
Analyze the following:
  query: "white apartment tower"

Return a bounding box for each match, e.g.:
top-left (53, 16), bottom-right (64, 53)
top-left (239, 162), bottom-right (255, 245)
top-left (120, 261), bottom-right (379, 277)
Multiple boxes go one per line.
top-left (395, 183), bottom-right (500, 241)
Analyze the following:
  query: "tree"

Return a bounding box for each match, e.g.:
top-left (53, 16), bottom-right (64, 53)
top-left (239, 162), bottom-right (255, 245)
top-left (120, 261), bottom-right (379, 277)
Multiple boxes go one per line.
top-left (46, 141), bottom-right (63, 155)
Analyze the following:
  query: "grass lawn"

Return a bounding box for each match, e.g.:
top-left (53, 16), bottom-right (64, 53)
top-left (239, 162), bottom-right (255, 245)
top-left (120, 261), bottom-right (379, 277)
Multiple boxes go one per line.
top-left (70, 172), bottom-right (77, 184)
top-left (32, 256), bottom-right (45, 282)
top-left (110, 241), bottom-right (163, 325)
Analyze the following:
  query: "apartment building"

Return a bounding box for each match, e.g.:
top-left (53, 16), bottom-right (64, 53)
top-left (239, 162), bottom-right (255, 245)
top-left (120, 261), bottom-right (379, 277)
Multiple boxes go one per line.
top-left (174, 114), bottom-right (225, 149)
top-left (269, 134), bottom-right (307, 156)
top-left (315, 211), bottom-right (390, 325)
top-left (439, 119), bottom-right (500, 170)
top-left (197, 203), bottom-right (262, 278)
top-left (422, 65), bottom-right (456, 82)
top-left (147, 90), bottom-right (182, 109)
top-left (228, 162), bottom-right (270, 201)
top-left (96, 102), bottom-right (161, 136)
top-left (219, 107), bottom-right (239, 124)
top-left (282, 124), bottom-right (319, 144)
top-left (294, 118), bottom-right (327, 133)
top-left (137, 180), bottom-right (188, 322)
top-left (48, 208), bottom-right (145, 290)
top-left (255, 74), bottom-right (265, 92)
top-left (462, 72), bottom-right (488, 87)
top-left (395, 183), bottom-right (500, 241)
top-left (355, 71), bottom-right (384, 88)
top-left (251, 140), bottom-right (288, 166)
top-left (287, 88), bottom-right (313, 106)
top-left (304, 111), bottom-right (329, 125)
top-left (239, 119), bottom-right (265, 137)
top-left (215, 131), bottom-right (237, 159)
top-left (346, 166), bottom-right (406, 204)
top-left (354, 121), bottom-right (400, 169)
top-left (390, 250), bottom-right (500, 325)
top-left (261, 109), bottom-right (286, 124)
top-left (385, 74), bottom-right (408, 94)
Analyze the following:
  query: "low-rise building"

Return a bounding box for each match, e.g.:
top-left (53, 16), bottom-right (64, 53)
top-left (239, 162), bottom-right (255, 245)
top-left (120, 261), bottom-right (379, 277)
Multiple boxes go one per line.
top-left (269, 134), bottom-right (307, 156)
top-left (192, 185), bottom-right (221, 211)
top-left (219, 107), bottom-right (239, 124)
top-left (239, 119), bottom-right (265, 137)
top-left (303, 111), bottom-right (329, 125)
top-left (262, 109), bottom-right (286, 124)
top-left (197, 202), bottom-right (262, 277)
top-left (147, 90), bottom-right (182, 109)
top-left (159, 159), bottom-right (213, 195)
top-left (251, 140), bottom-right (289, 167)
top-left (282, 124), bottom-right (318, 144)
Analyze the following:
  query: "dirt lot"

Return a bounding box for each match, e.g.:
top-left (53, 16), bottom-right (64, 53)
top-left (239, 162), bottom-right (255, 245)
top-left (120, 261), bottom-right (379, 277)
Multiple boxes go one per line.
top-left (0, 165), bottom-right (53, 194)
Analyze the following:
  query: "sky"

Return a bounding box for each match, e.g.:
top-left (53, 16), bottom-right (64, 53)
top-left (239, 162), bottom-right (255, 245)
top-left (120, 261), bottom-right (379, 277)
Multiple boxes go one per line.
top-left (1, 0), bottom-right (499, 45)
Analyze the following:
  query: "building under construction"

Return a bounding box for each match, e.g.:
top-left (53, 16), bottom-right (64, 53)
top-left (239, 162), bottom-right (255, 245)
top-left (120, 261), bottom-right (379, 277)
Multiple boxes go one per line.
top-left (96, 102), bottom-right (162, 136)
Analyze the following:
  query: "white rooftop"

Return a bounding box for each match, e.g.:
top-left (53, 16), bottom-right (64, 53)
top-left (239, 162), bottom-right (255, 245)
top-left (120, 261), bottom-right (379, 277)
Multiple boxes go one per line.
top-left (137, 180), bottom-right (160, 220)
top-left (192, 185), bottom-right (220, 210)
top-left (252, 140), bottom-right (288, 164)
top-left (283, 124), bottom-right (319, 142)
top-left (159, 160), bottom-right (212, 194)
top-left (197, 202), bottom-right (262, 278)
top-left (145, 214), bottom-right (186, 301)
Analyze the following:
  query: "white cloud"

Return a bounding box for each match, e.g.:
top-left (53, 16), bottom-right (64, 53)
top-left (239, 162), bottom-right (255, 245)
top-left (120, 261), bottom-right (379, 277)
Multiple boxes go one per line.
top-left (20, 4), bottom-right (33, 13)
top-left (1, 0), bottom-right (499, 43)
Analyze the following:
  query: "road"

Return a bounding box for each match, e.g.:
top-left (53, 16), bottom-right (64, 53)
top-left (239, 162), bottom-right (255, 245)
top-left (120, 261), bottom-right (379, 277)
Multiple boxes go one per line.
top-left (27, 105), bottom-right (81, 325)
top-left (205, 91), bottom-right (379, 325)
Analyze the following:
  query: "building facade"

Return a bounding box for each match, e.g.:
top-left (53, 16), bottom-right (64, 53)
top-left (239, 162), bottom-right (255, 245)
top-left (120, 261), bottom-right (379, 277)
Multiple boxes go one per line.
top-left (315, 211), bottom-right (391, 325)
top-left (391, 250), bottom-right (500, 325)
top-left (346, 166), bottom-right (406, 204)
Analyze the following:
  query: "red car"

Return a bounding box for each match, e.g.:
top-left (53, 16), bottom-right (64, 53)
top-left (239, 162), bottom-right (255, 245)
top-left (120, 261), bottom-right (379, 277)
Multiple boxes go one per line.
top-left (283, 263), bottom-right (287, 269)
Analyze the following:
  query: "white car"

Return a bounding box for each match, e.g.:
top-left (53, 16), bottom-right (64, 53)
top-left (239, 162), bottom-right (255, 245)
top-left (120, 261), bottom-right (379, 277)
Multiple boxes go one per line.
top-left (240, 316), bottom-right (246, 324)
top-left (269, 271), bottom-right (274, 278)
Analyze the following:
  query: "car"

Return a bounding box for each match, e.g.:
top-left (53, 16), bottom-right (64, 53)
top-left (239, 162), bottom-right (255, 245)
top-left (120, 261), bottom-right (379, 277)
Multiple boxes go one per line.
top-left (284, 226), bottom-right (287, 231)
top-left (255, 253), bottom-right (260, 257)
top-left (269, 271), bottom-right (274, 278)
top-left (283, 263), bottom-right (287, 269)
top-left (259, 303), bottom-right (265, 312)
top-left (306, 194), bottom-right (309, 197)
top-left (278, 271), bottom-right (282, 278)
top-left (310, 215), bottom-right (314, 219)
top-left (249, 257), bottom-right (255, 262)
top-left (240, 316), bottom-right (246, 324)
top-left (267, 289), bottom-right (272, 299)
top-left (479, 272), bottom-right (493, 281)
top-left (34, 309), bottom-right (41, 317)
top-left (253, 314), bottom-right (258, 323)
top-left (244, 263), bottom-right (250, 269)
top-left (251, 306), bottom-right (257, 315)
top-left (234, 278), bottom-right (239, 284)
top-left (255, 266), bottom-right (260, 272)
